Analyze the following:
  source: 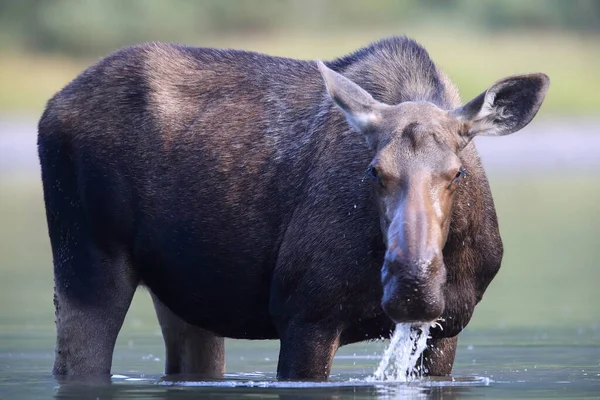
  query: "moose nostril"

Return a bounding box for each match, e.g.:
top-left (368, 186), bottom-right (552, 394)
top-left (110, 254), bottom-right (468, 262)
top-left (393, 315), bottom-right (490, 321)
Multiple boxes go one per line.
top-left (382, 292), bottom-right (444, 323)
top-left (380, 262), bottom-right (446, 323)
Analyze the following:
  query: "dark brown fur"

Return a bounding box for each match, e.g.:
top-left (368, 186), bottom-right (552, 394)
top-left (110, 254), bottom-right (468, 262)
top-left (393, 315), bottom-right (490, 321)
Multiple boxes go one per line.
top-left (38, 36), bottom-right (548, 380)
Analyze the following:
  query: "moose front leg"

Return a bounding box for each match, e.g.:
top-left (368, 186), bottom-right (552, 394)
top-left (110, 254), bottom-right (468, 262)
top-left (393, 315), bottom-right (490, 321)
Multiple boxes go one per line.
top-left (276, 321), bottom-right (341, 381)
top-left (421, 336), bottom-right (458, 376)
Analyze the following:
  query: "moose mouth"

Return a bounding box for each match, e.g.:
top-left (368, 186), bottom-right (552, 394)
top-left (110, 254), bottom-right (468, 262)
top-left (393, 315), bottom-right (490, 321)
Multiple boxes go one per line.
top-left (380, 260), bottom-right (446, 324)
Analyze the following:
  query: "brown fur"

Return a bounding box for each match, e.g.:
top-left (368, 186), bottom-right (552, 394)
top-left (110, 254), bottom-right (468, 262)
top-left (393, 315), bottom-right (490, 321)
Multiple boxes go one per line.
top-left (38, 36), bottom-right (548, 380)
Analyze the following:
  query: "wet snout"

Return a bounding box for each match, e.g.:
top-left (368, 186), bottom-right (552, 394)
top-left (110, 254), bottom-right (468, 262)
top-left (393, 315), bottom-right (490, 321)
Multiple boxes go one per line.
top-left (380, 181), bottom-right (448, 323)
top-left (381, 255), bottom-right (446, 323)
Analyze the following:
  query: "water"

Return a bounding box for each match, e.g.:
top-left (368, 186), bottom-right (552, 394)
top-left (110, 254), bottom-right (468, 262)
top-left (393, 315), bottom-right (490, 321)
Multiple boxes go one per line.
top-left (1, 325), bottom-right (599, 399)
top-left (370, 323), bottom-right (433, 382)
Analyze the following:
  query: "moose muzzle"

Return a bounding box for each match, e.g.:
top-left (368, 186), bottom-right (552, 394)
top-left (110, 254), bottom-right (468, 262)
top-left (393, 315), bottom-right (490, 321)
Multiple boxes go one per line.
top-left (380, 193), bottom-right (448, 323)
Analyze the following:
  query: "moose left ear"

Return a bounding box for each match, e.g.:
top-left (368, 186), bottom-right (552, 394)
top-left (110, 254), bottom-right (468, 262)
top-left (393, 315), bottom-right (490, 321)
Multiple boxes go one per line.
top-left (452, 73), bottom-right (550, 138)
top-left (317, 60), bottom-right (386, 133)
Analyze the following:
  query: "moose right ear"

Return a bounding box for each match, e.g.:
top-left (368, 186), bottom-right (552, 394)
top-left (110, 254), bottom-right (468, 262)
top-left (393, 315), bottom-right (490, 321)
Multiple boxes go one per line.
top-left (452, 73), bottom-right (550, 140)
top-left (317, 60), bottom-right (385, 133)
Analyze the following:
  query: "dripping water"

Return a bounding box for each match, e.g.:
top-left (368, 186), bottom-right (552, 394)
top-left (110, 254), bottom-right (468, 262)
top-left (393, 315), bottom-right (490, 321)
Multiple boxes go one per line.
top-left (369, 322), bottom-right (433, 382)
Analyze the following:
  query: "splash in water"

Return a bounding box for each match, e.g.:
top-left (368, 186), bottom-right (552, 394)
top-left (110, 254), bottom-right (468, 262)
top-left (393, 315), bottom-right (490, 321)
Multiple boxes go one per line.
top-left (369, 322), bottom-right (433, 382)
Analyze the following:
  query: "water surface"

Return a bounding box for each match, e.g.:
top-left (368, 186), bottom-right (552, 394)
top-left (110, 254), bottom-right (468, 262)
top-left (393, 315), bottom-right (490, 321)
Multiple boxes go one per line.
top-left (2, 326), bottom-right (599, 399)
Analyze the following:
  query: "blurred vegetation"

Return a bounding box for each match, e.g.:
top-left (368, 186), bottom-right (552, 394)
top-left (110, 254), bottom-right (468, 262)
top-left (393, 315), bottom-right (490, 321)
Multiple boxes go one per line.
top-left (1, 0), bottom-right (599, 56)
top-left (0, 1), bottom-right (599, 115)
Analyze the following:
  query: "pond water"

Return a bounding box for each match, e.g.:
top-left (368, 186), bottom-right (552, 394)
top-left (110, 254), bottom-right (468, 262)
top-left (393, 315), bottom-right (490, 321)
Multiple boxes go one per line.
top-left (1, 325), bottom-right (599, 399)
top-left (1, 172), bottom-right (599, 399)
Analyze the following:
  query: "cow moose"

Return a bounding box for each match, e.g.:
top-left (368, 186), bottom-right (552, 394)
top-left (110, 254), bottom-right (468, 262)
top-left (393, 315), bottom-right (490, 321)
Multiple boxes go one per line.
top-left (38, 36), bottom-right (549, 381)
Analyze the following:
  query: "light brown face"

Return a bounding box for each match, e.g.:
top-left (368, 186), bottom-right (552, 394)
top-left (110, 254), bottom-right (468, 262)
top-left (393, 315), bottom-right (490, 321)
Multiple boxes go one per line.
top-left (367, 102), bottom-right (468, 322)
top-left (368, 102), bottom-right (466, 235)
top-left (317, 61), bottom-right (549, 323)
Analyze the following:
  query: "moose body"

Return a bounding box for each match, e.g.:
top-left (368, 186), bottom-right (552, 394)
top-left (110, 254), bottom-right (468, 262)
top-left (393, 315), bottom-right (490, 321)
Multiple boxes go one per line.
top-left (38, 37), bottom-right (548, 380)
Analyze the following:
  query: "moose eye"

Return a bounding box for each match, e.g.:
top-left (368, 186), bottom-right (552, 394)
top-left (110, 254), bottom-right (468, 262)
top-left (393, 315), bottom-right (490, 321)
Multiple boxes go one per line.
top-left (366, 165), bottom-right (382, 184)
top-left (452, 167), bottom-right (467, 184)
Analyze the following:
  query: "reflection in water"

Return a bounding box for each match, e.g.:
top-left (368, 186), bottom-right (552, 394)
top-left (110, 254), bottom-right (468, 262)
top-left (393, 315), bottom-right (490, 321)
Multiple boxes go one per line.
top-left (30, 339), bottom-right (600, 400)
top-left (53, 375), bottom-right (488, 400)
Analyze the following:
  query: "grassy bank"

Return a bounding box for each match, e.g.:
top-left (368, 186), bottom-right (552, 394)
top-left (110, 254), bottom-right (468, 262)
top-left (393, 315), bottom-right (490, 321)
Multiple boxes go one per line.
top-left (1, 29), bottom-right (599, 117)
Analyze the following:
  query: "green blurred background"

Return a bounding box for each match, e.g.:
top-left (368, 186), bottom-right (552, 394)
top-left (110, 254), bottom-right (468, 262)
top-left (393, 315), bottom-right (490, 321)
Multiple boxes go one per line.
top-left (1, 0), bottom-right (600, 114)
top-left (0, 0), bottom-right (599, 353)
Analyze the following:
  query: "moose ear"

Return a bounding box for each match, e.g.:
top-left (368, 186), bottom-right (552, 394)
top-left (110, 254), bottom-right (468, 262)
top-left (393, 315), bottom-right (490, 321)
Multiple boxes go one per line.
top-left (317, 60), bottom-right (384, 132)
top-left (452, 73), bottom-right (550, 138)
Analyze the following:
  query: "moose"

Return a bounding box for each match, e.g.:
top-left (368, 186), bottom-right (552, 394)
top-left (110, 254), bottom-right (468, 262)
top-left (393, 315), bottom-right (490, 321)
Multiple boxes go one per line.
top-left (38, 36), bottom-right (549, 381)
